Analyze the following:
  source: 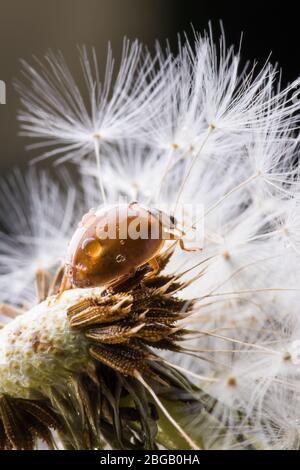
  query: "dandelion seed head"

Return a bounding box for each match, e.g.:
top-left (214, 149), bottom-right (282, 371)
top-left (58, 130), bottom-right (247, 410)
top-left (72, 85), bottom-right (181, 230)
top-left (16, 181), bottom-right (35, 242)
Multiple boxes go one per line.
top-left (6, 25), bottom-right (300, 449)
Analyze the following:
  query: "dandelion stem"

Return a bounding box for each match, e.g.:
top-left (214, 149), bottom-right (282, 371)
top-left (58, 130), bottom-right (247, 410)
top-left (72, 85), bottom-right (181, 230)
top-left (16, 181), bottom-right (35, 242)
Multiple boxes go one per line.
top-left (135, 371), bottom-right (200, 450)
top-left (93, 136), bottom-right (106, 203)
top-left (206, 287), bottom-right (300, 297)
top-left (174, 125), bottom-right (215, 210)
top-left (155, 147), bottom-right (174, 201)
top-left (205, 254), bottom-right (282, 298)
top-left (160, 359), bottom-right (219, 382)
top-left (178, 171), bottom-right (259, 240)
top-left (204, 172), bottom-right (259, 218)
top-left (155, 145), bottom-right (195, 201)
top-left (185, 330), bottom-right (277, 354)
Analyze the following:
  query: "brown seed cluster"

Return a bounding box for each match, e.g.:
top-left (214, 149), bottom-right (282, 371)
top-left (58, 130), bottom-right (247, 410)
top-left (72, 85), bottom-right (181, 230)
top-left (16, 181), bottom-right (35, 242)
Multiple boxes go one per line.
top-left (0, 396), bottom-right (61, 450)
top-left (67, 247), bottom-right (194, 380)
top-left (0, 246), bottom-right (197, 450)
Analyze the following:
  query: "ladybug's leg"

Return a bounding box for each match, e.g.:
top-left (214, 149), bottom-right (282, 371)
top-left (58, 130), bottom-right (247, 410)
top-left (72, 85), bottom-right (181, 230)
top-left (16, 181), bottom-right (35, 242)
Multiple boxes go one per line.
top-left (54, 271), bottom-right (69, 303)
top-left (178, 238), bottom-right (201, 252)
top-left (49, 264), bottom-right (65, 295)
top-left (164, 231), bottom-right (202, 252)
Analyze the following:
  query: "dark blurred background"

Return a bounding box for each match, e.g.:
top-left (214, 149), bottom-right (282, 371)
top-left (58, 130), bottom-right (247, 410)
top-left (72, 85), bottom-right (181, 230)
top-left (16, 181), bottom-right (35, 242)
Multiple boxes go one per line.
top-left (0, 0), bottom-right (299, 174)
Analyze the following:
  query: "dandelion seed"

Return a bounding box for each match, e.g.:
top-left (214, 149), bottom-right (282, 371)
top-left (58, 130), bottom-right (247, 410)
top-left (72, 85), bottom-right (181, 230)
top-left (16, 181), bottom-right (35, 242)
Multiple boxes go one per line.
top-left (15, 42), bottom-right (169, 200)
top-left (0, 168), bottom-right (78, 307)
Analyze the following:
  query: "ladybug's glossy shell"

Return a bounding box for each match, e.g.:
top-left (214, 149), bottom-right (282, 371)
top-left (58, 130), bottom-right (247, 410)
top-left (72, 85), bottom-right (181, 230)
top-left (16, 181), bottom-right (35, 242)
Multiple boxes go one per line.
top-left (66, 203), bottom-right (164, 288)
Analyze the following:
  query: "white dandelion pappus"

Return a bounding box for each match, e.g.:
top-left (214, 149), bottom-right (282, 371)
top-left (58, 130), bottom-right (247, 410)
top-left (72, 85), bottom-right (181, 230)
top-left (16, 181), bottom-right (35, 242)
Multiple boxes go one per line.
top-left (15, 40), bottom-right (171, 202)
top-left (0, 168), bottom-right (78, 307)
top-left (140, 27), bottom-right (300, 203)
top-left (12, 25), bottom-right (300, 449)
top-left (79, 141), bottom-right (166, 203)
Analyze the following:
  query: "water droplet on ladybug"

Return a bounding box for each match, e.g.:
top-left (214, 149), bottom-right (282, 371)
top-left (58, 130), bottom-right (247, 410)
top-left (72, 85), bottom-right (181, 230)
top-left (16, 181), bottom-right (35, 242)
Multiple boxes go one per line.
top-left (76, 262), bottom-right (88, 272)
top-left (82, 238), bottom-right (102, 257)
top-left (116, 254), bottom-right (126, 263)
